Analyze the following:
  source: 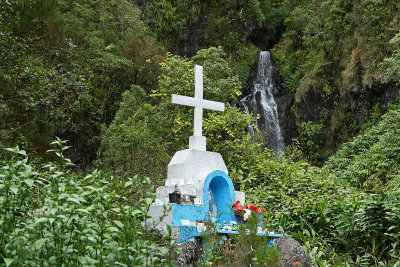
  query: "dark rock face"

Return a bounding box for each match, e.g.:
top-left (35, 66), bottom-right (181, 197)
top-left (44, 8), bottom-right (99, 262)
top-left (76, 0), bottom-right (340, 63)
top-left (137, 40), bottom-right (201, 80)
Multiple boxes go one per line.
top-left (266, 47), bottom-right (400, 161)
top-left (294, 71), bottom-right (399, 160)
top-left (275, 83), bottom-right (297, 146)
top-left (274, 236), bottom-right (312, 267)
top-left (345, 78), bottom-right (399, 127)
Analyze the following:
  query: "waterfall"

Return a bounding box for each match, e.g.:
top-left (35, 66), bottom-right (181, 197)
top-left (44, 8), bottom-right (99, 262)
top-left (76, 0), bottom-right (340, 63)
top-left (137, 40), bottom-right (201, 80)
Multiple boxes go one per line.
top-left (240, 51), bottom-right (284, 154)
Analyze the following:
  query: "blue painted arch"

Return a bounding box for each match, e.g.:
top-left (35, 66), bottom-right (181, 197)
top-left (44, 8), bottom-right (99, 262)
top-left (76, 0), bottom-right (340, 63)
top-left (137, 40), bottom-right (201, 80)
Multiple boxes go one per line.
top-left (202, 170), bottom-right (238, 224)
top-left (172, 170), bottom-right (240, 227)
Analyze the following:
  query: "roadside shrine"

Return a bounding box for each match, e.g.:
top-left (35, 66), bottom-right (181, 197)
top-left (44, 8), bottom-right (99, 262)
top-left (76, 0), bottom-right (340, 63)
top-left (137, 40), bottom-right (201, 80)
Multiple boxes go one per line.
top-left (146, 65), bottom-right (282, 246)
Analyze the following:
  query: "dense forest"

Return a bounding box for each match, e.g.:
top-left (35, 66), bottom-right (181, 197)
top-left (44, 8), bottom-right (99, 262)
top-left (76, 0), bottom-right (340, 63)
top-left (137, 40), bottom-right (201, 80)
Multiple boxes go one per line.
top-left (1, 0), bottom-right (400, 266)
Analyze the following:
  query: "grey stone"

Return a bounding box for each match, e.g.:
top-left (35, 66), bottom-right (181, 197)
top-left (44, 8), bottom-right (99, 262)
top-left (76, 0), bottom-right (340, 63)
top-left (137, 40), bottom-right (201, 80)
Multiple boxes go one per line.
top-left (172, 240), bottom-right (202, 267)
top-left (274, 236), bottom-right (312, 267)
top-left (146, 204), bottom-right (173, 233)
top-left (169, 235), bottom-right (312, 267)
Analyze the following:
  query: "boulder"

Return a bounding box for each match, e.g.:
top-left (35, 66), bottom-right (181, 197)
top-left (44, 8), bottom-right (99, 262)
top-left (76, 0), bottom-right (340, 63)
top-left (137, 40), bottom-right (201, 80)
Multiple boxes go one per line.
top-left (173, 240), bottom-right (202, 267)
top-left (274, 236), bottom-right (312, 267)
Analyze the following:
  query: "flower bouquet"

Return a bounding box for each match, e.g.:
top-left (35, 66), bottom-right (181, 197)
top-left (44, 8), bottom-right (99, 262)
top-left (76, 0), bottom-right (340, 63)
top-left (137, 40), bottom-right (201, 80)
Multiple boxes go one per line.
top-left (232, 201), bottom-right (262, 222)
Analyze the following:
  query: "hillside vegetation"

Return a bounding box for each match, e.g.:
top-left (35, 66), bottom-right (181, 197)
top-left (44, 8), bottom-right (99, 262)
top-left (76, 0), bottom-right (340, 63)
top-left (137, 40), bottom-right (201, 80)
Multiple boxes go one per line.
top-left (245, 106), bottom-right (400, 265)
top-left (1, 0), bottom-right (400, 266)
top-left (272, 0), bottom-right (400, 163)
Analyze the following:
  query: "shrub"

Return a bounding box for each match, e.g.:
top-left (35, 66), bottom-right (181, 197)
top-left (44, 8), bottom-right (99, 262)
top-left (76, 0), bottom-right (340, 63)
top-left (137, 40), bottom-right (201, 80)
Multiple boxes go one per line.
top-left (199, 213), bottom-right (282, 266)
top-left (0, 139), bottom-right (175, 266)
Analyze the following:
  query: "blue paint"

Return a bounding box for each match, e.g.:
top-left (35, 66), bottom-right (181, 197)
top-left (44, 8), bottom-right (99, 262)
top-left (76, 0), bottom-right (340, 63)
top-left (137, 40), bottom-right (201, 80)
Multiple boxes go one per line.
top-left (172, 170), bottom-right (241, 242)
top-left (172, 170), bottom-right (240, 228)
top-left (172, 204), bottom-right (206, 226)
top-left (267, 238), bottom-right (275, 247)
top-left (179, 226), bottom-right (198, 243)
top-left (204, 171), bottom-right (238, 224)
top-left (171, 170), bottom-right (282, 243)
top-left (213, 229), bottom-right (283, 240)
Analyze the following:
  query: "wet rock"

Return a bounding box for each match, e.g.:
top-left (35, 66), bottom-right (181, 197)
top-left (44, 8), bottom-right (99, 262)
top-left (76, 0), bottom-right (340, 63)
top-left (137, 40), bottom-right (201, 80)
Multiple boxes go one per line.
top-left (274, 236), bottom-right (312, 267)
top-left (240, 51), bottom-right (296, 147)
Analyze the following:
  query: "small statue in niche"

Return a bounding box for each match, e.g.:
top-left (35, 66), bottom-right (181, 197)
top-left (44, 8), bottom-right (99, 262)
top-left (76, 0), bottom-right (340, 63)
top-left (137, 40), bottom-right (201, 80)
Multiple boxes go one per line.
top-left (208, 188), bottom-right (217, 218)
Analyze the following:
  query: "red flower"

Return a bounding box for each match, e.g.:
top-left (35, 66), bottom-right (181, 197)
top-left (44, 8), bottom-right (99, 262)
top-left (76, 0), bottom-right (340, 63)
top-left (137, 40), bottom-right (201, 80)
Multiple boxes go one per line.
top-left (294, 261), bottom-right (300, 266)
top-left (245, 203), bottom-right (262, 212)
top-left (232, 200), bottom-right (241, 208)
top-left (234, 205), bottom-right (244, 212)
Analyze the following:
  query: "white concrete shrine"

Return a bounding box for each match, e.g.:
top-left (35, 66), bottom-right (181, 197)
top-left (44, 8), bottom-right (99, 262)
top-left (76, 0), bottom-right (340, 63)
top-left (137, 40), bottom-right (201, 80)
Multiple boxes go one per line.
top-left (147, 65), bottom-right (245, 241)
top-left (147, 65), bottom-right (283, 248)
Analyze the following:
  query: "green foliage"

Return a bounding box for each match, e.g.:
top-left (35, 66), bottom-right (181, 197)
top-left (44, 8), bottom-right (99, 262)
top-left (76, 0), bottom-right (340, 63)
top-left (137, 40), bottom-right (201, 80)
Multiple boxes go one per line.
top-left (98, 85), bottom-right (169, 183)
top-left (3, 1), bottom-right (400, 266)
top-left (201, 0), bottom-right (288, 49)
top-left (0, 141), bottom-right (175, 266)
top-left (144, 0), bottom-right (291, 86)
top-left (272, 0), bottom-right (400, 159)
top-left (324, 106), bottom-right (400, 189)
top-left (0, 0), bottom-right (165, 164)
top-left (382, 32), bottom-right (400, 82)
top-left (271, 46), bottom-right (303, 92)
top-left (99, 47), bottom-right (254, 183)
top-left (158, 47), bottom-right (242, 104)
top-left (0, 0), bottom-right (62, 41)
top-left (299, 121), bottom-right (325, 164)
top-left (145, 0), bottom-right (200, 48)
top-left (244, 106), bottom-right (400, 266)
top-left (59, 0), bottom-right (164, 119)
top-left (236, 46), bottom-right (260, 87)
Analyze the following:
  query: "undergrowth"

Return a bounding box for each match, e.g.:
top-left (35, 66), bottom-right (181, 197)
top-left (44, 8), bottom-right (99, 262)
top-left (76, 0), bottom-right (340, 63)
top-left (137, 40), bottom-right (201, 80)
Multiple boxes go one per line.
top-left (246, 106), bottom-right (400, 266)
top-left (199, 213), bottom-right (282, 266)
top-left (0, 139), bottom-right (175, 266)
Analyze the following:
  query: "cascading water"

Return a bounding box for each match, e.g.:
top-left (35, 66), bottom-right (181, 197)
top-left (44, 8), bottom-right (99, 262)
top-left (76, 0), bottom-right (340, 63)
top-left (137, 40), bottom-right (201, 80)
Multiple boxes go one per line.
top-left (240, 51), bottom-right (284, 154)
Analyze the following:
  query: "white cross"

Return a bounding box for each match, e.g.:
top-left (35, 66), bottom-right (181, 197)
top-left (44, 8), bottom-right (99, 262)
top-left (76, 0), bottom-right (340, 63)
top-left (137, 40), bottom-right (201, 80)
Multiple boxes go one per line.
top-left (172, 65), bottom-right (224, 151)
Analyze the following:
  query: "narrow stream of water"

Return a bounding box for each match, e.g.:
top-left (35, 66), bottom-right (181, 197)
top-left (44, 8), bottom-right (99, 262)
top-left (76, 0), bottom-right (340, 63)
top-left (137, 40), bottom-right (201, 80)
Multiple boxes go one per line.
top-left (240, 51), bottom-right (284, 154)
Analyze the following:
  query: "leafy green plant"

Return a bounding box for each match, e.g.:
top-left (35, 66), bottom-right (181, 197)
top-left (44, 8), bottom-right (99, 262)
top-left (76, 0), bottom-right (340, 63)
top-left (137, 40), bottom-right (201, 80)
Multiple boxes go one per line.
top-left (199, 212), bottom-right (282, 266)
top-left (99, 47), bottom-right (258, 184)
top-left (382, 32), bottom-right (400, 82)
top-left (0, 140), bottom-right (176, 266)
top-left (325, 107), bottom-right (400, 188)
top-left (299, 121), bottom-right (325, 164)
top-left (243, 106), bottom-right (400, 266)
top-left (0, 0), bottom-right (164, 166)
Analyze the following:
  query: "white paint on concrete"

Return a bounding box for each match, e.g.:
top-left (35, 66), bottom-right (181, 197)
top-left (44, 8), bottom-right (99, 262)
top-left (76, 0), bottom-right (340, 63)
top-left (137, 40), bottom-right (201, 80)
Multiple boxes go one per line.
top-left (155, 184), bottom-right (198, 205)
top-left (147, 204), bottom-right (173, 232)
top-left (166, 149), bottom-right (228, 186)
top-left (189, 136), bottom-right (206, 151)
